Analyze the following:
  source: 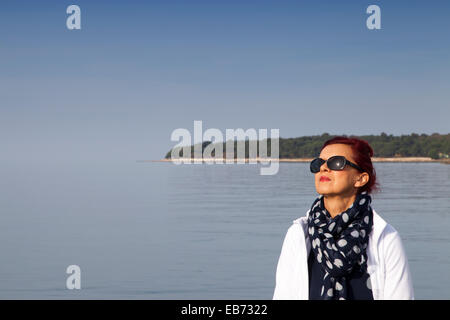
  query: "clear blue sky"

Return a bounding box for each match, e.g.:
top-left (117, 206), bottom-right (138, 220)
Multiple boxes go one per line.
top-left (1, 0), bottom-right (449, 162)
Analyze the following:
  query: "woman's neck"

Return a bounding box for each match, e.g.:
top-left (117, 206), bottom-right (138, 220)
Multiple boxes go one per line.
top-left (323, 194), bottom-right (357, 218)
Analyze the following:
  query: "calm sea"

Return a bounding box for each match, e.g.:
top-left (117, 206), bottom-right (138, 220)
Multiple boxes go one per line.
top-left (0, 161), bottom-right (448, 299)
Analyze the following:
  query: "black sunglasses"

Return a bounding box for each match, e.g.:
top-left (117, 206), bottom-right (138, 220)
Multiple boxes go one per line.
top-left (310, 156), bottom-right (363, 173)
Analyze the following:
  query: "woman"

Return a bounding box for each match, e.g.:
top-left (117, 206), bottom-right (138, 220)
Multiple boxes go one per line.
top-left (273, 136), bottom-right (414, 300)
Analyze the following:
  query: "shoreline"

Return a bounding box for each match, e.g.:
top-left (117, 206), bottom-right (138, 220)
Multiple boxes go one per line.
top-left (143, 157), bottom-right (450, 164)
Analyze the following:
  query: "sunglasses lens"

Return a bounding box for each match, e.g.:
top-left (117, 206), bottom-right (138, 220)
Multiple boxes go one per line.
top-left (310, 158), bottom-right (324, 173)
top-left (328, 156), bottom-right (345, 170)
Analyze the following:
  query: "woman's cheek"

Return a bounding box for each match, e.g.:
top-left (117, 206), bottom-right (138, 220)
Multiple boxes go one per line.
top-left (335, 173), bottom-right (354, 192)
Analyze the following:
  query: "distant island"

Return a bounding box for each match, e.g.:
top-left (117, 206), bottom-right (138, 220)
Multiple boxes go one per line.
top-left (163, 133), bottom-right (450, 162)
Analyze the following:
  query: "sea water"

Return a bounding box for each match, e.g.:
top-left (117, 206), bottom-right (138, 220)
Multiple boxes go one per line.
top-left (0, 161), bottom-right (448, 299)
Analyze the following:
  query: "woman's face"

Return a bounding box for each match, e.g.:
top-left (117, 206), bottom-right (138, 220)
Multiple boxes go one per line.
top-left (314, 144), bottom-right (368, 197)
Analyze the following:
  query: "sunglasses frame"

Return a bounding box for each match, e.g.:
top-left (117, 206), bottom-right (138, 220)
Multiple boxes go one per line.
top-left (310, 155), bottom-right (363, 173)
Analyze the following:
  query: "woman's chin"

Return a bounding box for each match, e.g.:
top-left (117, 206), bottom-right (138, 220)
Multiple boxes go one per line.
top-left (316, 186), bottom-right (333, 195)
top-left (316, 186), bottom-right (343, 197)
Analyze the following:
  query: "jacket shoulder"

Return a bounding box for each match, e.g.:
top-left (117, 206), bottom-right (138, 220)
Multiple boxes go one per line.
top-left (372, 209), bottom-right (401, 239)
top-left (373, 212), bottom-right (414, 299)
top-left (371, 209), bottom-right (390, 241)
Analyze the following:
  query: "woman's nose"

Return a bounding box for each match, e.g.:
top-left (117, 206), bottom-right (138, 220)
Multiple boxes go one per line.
top-left (320, 162), bottom-right (330, 172)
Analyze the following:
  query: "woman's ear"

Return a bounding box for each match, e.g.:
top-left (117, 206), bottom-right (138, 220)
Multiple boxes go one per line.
top-left (354, 172), bottom-right (369, 188)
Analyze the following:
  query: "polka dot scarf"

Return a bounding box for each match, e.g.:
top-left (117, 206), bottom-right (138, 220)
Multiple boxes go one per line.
top-left (307, 191), bottom-right (374, 300)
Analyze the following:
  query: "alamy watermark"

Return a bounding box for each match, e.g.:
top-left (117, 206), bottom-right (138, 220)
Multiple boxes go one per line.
top-left (366, 5), bottom-right (381, 30)
top-left (66, 265), bottom-right (81, 289)
top-left (170, 121), bottom-right (280, 175)
top-left (66, 5), bottom-right (81, 30)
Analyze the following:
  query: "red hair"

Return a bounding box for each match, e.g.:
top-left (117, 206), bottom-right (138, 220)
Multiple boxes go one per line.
top-left (322, 136), bottom-right (379, 194)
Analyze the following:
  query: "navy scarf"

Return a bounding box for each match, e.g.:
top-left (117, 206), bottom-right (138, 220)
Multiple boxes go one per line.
top-left (307, 191), bottom-right (374, 300)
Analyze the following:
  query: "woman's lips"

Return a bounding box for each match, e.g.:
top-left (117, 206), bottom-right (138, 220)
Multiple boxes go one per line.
top-left (320, 176), bottom-right (331, 182)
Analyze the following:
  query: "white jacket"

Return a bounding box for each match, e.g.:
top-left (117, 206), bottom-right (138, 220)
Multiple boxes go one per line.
top-left (273, 209), bottom-right (414, 300)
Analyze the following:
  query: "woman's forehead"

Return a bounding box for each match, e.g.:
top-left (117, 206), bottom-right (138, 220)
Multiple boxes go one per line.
top-left (320, 144), bottom-right (355, 160)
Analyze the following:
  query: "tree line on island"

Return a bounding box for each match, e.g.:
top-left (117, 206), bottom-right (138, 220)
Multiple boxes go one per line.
top-left (165, 133), bottom-right (450, 160)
